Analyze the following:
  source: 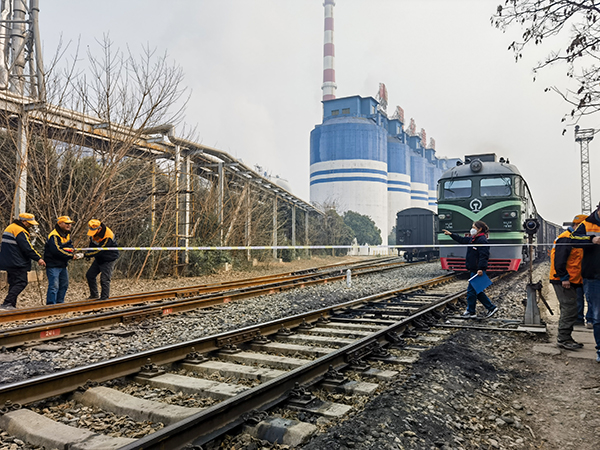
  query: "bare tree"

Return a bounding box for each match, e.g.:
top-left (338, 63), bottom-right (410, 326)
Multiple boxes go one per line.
top-left (0, 36), bottom-right (309, 279)
top-left (0, 36), bottom-right (189, 275)
top-left (493, 1), bottom-right (600, 120)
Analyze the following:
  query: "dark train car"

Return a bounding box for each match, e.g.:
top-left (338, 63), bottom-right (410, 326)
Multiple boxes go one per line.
top-left (437, 153), bottom-right (560, 272)
top-left (396, 207), bottom-right (439, 262)
top-left (535, 213), bottom-right (561, 261)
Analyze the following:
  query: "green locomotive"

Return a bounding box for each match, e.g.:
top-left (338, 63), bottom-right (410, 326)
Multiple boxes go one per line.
top-left (438, 153), bottom-right (559, 272)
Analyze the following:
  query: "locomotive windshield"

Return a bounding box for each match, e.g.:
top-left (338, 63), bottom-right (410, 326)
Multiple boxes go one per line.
top-left (442, 179), bottom-right (471, 199)
top-left (441, 176), bottom-right (514, 200)
top-left (480, 177), bottom-right (512, 197)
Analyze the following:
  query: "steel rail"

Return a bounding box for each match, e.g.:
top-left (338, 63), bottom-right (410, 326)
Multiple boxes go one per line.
top-left (0, 273), bottom-right (456, 406)
top-left (121, 280), bottom-right (465, 450)
top-left (0, 257), bottom-right (402, 325)
top-left (0, 260), bottom-right (412, 348)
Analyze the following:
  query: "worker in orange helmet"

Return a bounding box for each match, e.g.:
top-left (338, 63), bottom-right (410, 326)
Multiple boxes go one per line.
top-left (549, 214), bottom-right (588, 350)
top-left (84, 219), bottom-right (119, 300)
top-left (43, 216), bottom-right (83, 305)
top-left (0, 213), bottom-right (46, 310)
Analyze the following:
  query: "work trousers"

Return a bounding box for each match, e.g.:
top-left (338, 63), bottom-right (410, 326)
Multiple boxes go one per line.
top-left (552, 284), bottom-right (579, 342)
top-left (576, 286), bottom-right (593, 324)
top-left (46, 267), bottom-right (69, 305)
top-left (86, 260), bottom-right (115, 300)
top-left (2, 268), bottom-right (28, 307)
top-left (583, 279), bottom-right (600, 352)
top-left (466, 272), bottom-right (495, 313)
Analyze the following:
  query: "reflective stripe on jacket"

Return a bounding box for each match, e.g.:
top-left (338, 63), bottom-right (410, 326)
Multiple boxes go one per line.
top-left (43, 228), bottom-right (74, 268)
top-left (550, 229), bottom-right (583, 285)
top-left (0, 222), bottom-right (42, 270)
top-left (84, 226), bottom-right (119, 263)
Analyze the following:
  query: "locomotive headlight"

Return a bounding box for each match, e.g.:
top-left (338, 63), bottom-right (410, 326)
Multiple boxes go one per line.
top-left (502, 211), bottom-right (518, 219)
top-left (438, 212), bottom-right (452, 220)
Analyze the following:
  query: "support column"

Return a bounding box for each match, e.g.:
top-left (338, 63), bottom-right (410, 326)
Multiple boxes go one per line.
top-left (305, 210), bottom-right (310, 258)
top-left (245, 183), bottom-right (251, 261)
top-left (30, 0), bottom-right (46, 100)
top-left (272, 196), bottom-right (278, 260)
top-left (13, 112), bottom-right (28, 218)
top-left (218, 162), bottom-right (224, 245)
top-left (179, 154), bottom-right (191, 265)
top-left (174, 145), bottom-right (181, 275)
top-left (9, 0), bottom-right (27, 95)
top-left (291, 205), bottom-right (296, 260)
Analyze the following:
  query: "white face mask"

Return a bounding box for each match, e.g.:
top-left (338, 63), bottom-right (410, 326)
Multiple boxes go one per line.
top-left (470, 228), bottom-right (478, 236)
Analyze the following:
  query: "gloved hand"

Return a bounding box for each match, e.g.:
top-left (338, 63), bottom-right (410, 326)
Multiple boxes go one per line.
top-left (74, 253), bottom-right (85, 260)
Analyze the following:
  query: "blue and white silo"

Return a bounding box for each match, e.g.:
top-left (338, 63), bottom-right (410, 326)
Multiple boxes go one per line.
top-left (387, 132), bottom-right (412, 232)
top-left (310, 96), bottom-right (389, 244)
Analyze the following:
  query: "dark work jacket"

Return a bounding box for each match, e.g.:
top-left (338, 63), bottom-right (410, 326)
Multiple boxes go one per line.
top-left (84, 225), bottom-right (119, 263)
top-left (449, 232), bottom-right (490, 273)
top-left (0, 221), bottom-right (42, 271)
top-left (43, 226), bottom-right (74, 268)
top-left (571, 211), bottom-right (600, 280)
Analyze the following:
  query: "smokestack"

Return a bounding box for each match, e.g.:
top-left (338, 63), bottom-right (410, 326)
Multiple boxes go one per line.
top-left (322, 0), bottom-right (336, 101)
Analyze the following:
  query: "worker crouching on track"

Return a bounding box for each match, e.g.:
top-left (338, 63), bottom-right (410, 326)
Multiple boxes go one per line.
top-left (43, 216), bottom-right (83, 305)
top-left (0, 213), bottom-right (46, 310)
top-left (570, 204), bottom-right (600, 362)
top-left (84, 219), bottom-right (119, 300)
top-left (443, 221), bottom-right (499, 319)
top-left (549, 214), bottom-right (587, 350)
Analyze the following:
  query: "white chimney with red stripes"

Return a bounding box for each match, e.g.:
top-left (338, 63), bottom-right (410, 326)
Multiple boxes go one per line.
top-left (322, 0), bottom-right (337, 101)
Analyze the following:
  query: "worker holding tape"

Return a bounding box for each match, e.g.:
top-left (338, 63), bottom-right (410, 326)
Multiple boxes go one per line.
top-left (84, 219), bottom-right (119, 300)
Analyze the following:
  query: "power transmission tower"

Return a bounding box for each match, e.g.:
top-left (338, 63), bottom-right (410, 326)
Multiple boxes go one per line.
top-left (574, 125), bottom-right (594, 215)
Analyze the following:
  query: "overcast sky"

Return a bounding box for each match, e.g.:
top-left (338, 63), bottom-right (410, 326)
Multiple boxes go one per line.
top-left (40, 0), bottom-right (600, 227)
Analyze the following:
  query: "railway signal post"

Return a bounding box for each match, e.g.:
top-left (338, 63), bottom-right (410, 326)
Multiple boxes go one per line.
top-left (522, 218), bottom-right (552, 329)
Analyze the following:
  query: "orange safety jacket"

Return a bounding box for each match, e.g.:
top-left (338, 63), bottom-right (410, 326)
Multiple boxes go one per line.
top-left (571, 212), bottom-right (600, 280)
top-left (550, 229), bottom-right (583, 285)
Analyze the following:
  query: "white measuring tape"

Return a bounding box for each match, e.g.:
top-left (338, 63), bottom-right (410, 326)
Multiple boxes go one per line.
top-left (75, 242), bottom-right (562, 251)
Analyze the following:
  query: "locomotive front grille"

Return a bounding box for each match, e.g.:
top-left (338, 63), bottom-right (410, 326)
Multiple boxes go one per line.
top-left (442, 257), bottom-right (520, 272)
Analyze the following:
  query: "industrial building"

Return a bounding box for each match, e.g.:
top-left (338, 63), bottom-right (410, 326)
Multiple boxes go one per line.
top-left (310, 96), bottom-right (456, 245)
top-left (309, 0), bottom-right (457, 246)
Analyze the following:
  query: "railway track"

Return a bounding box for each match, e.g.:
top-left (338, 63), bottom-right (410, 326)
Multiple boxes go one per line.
top-left (0, 272), bottom-right (464, 450)
top-left (0, 257), bottom-right (413, 348)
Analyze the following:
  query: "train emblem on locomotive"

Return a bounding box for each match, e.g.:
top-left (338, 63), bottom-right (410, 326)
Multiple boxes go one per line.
top-left (396, 153), bottom-right (561, 271)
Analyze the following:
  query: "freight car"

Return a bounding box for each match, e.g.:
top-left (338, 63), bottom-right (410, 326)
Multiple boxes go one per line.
top-left (396, 208), bottom-right (439, 262)
top-left (436, 153), bottom-right (561, 272)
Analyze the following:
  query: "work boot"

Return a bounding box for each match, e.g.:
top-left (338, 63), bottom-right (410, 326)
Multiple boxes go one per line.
top-left (556, 340), bottom-right (584, 350)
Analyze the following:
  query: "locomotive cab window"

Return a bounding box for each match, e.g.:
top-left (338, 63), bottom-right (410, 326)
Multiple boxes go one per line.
top-left (480, 177), bottom-right (511, 197)
top-left (443, 179), bottom-right (471, 199)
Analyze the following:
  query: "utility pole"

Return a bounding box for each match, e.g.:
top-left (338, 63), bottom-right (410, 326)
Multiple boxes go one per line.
top-left (574, 125), bottom-right (594, 215)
